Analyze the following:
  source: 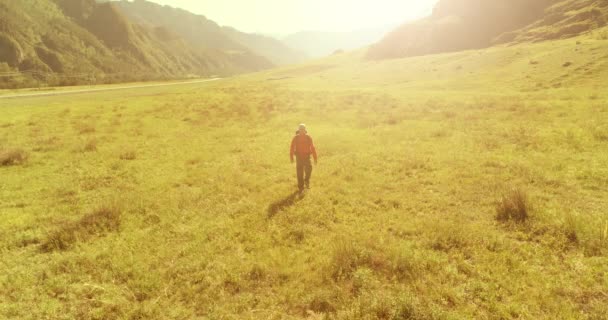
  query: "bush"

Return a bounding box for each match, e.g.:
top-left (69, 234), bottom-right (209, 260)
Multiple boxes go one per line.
top-left (0, 148), bottom-right (28, 166)
top-left (496, 188), bottom-right (530, 223)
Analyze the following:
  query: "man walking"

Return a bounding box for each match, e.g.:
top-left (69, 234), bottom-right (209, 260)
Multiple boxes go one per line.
top-left (290, 124), bottom-right (318, 192)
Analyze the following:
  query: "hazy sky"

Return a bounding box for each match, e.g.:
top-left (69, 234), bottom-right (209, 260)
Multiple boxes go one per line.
top-left (143, 0), bottom-right (439, 34)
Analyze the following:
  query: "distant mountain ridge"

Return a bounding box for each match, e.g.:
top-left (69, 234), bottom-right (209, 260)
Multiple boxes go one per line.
top-left (367, 0), bottom-right (553, 60)
top-left (283, 25), bottom-right (397, 58)
top-left (221, 27), bottom-right (308, 66)
top-left (113, 0), bottom-right (307, 66)
top-left (367, 0), bottom-right (608, 60)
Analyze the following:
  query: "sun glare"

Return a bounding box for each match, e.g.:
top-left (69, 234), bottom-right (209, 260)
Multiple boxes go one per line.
top-left (148, 0), bottom-right (439, 33)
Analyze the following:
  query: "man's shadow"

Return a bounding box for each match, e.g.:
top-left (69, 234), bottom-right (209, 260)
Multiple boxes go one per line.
top-left (267, 191), bottom-right (305, 218)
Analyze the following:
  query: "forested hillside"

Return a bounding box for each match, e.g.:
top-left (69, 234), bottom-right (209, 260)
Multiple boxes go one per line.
top-left (0, 0), bottom-right (274, 88)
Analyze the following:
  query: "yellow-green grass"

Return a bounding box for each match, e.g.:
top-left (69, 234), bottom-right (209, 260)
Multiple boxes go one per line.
top-left (1, 33), bottom-right (607, 319)
top-left (0, 78), bottom-right (215, 97)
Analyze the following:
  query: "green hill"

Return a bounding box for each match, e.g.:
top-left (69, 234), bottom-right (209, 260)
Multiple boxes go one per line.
top-left (367, 0), bottom-right (608, 59)
top-left (0, 0), bottom-right (274, 89)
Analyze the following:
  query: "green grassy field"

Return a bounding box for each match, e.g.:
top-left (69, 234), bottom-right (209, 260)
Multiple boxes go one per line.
top-left (1, 31), bottom-right (607, 319)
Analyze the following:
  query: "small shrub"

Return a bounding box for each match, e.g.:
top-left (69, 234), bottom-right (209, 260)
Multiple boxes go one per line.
top-left (496, 188), bottom-right (530, 223)
top-left (562, 61), bottom-right (573, 67)
top-left (41, 205), bottom-right (121, 252)
top-left (0, 148), bottom-right (28, 166)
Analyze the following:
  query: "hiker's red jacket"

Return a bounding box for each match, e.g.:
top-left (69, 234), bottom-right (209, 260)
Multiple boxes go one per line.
top-left (290, 134), bottom-right (317, 162)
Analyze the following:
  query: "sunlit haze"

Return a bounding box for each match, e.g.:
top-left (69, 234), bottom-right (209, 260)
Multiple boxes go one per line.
top-left (137, 0), bottom-right (439, 34)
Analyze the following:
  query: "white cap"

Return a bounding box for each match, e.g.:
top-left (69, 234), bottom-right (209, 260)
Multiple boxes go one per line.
top-left (298, 123), bottom-right (307, 132)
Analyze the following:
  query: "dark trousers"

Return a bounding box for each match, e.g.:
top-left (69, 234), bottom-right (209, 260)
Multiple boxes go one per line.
top-left (296, 155), bottom-right (312, 190)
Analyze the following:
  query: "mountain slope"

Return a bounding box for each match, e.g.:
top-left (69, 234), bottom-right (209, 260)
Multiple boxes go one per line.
top-left (367, 0), bottom-right (554, 59)
top-left (0, 0), bottom-right (273, 89)
top-left (114, 0), bottom-right (305, 66)
top-left (496, 0), bottom-right (608, 43)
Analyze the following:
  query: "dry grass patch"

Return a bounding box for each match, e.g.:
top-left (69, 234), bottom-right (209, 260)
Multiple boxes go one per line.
top-left (77, 124), bottom-right (96, 135)
top-left (119, 149), bottom-right (137, 160)
top-left (41, 205), bottom-right (121, 252)
top-left (591, 126), bottom-right (608, 141)
top-left (83, 138), bottom-right (97, 152)
top-left (0, 148), bottom-right (28, 166)
top-left (561, 213), bottom-right (608, 256)
top-left (327, 239), bottom-right (429, 284)
top-left (328, 241), bottom-right (377, 281)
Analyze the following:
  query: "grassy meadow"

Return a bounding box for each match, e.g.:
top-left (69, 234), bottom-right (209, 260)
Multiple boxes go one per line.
top-left (1, 31), bottom-right (608, 319)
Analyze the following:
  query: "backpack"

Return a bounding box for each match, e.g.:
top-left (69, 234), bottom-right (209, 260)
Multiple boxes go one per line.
top-left (293, 134), bottom-right (312, 154)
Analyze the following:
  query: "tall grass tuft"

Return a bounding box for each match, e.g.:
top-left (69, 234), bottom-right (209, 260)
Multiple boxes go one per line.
top-left (330, 241), bottom-right (362, 280)
top-left (562, 212), bottom-right (582, 244)
top-left (496, 188), bottom-right (530, 223)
